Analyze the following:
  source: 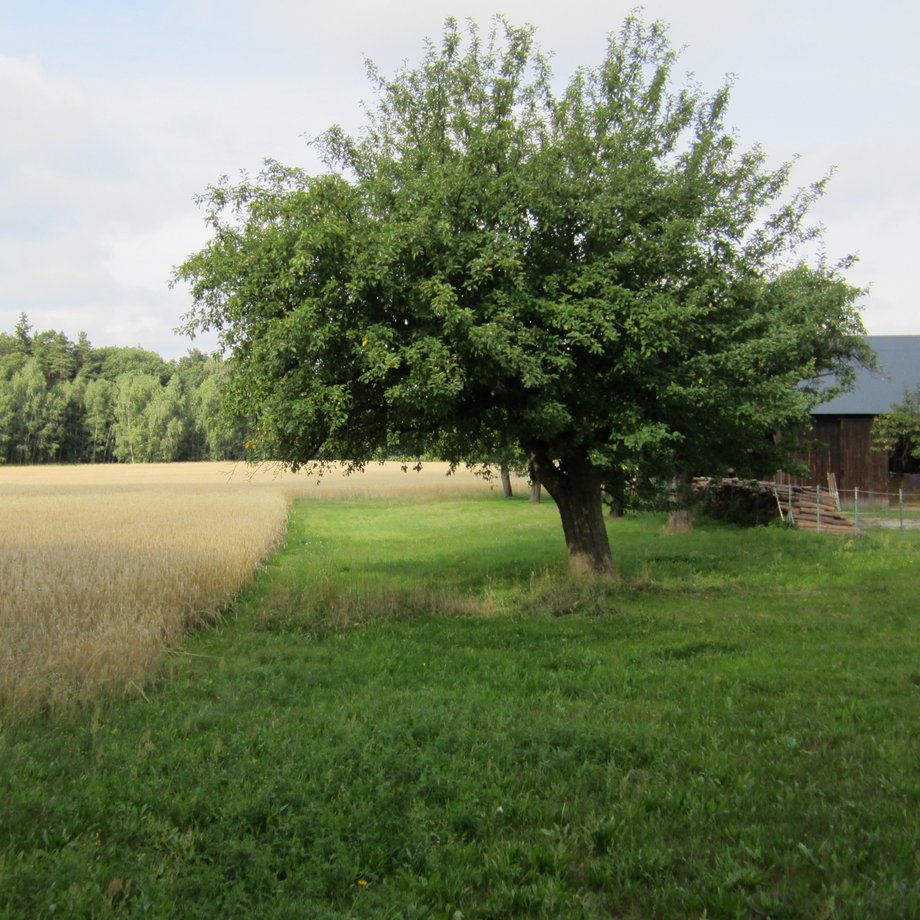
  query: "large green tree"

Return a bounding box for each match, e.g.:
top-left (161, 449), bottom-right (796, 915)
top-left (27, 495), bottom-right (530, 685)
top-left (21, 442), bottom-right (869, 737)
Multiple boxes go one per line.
top-left (176, 16), bottom-right (868, 575)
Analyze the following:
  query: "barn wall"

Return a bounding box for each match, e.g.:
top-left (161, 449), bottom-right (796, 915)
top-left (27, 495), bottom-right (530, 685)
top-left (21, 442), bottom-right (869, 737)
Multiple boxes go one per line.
top-left (837, 416), bottom-right (888, 493)
top-left (777, 415), bottom-right (889, 494)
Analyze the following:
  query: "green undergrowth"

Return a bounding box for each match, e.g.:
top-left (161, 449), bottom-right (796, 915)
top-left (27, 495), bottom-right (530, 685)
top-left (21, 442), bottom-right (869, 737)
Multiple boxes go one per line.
top-left (2, 496), bottom-right (918, 918)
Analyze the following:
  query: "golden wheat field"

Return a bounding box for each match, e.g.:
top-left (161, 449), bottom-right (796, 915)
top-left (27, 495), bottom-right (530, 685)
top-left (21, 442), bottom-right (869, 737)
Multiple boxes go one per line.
top-left (0, 461), bottom-right (502, 715)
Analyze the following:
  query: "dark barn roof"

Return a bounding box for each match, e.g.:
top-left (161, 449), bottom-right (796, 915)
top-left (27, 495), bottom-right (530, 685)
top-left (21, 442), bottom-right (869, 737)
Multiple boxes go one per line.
top-left (815, 335), bottom-right (920, 415)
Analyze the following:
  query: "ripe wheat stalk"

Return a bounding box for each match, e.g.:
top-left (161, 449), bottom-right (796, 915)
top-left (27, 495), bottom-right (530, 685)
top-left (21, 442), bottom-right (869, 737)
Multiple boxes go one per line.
top-left (0, 486), bottom-right (288, 715)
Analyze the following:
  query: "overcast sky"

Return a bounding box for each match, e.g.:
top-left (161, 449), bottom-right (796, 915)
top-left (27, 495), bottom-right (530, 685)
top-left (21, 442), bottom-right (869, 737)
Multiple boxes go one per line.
top-left (2, 0), bottom-right (916, 357)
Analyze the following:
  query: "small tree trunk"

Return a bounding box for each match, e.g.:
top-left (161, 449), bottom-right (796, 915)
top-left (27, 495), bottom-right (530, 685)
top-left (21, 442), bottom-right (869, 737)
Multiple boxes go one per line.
top-left (530, 449), bottom-right (614, 576)
top-left (528, 461), bottom-right (541, 502)
top-left (603, 488), bottom-right (625, 518)
top-left (668, 508), bottom-right (693, 532)
top-left (668, 472), bottom-right (694, 533)
top-left (500, 464), bottom-right (513, 499)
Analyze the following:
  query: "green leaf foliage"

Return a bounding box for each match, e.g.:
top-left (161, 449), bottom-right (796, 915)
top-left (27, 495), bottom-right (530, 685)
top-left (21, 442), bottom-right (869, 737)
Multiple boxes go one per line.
top-left (872, 386), bottom-right (920, 474)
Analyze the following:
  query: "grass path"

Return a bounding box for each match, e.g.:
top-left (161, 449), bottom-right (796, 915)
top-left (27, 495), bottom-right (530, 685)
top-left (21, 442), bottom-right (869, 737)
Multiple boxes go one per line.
top-left (2, 497), bottom-right (918, 917)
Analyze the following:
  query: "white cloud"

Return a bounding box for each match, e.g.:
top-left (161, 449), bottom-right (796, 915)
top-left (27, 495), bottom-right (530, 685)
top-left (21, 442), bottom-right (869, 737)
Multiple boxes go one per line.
top-left (0, 54), bottom-right (90, 161)
top-left (102, 212), bottom-right (210, 292)
top-left (0, 231), bottom-right (107, 306)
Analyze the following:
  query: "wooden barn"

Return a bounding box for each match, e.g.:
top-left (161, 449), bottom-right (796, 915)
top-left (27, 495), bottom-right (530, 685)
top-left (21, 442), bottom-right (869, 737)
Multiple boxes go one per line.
top-left (778, 335), bottom-right (920, 496)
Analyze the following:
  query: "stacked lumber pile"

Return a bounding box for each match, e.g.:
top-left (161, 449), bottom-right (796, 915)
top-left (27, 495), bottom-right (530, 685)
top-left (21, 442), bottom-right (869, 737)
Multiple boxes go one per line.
top-left (693, 478), bottom-right (857, 534)
top-left (771, 484), bottom-right (855, 534)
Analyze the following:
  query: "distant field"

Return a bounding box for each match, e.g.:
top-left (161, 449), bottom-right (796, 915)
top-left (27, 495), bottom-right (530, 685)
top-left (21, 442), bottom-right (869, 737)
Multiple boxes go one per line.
top-left (0, 459), bottom-right (515, 498)
top-left (0, 461), bottom-right (516, 715)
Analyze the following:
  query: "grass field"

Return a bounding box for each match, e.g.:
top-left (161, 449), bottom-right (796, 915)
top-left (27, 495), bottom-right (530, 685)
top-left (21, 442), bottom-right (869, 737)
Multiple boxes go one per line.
top-left (1, 473), bottom-right (918, 917)
top-left (0, 462), bottom-right (513, 715)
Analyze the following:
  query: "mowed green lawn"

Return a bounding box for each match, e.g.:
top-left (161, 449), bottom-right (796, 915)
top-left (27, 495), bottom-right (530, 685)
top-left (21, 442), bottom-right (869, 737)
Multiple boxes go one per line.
top-left (1, 496), bottom-right (918, 918)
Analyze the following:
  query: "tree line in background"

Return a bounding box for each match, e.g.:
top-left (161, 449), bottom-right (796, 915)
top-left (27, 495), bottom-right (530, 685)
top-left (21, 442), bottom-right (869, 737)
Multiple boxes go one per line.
top-left (0, 314), bottom-right (245, 464)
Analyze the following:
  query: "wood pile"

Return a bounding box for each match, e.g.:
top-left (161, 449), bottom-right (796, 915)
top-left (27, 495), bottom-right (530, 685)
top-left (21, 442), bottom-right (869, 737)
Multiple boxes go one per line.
top-left (693, 477), bottom-right (777, 524)
top-left (772, 484), bottom-right (855, 534)
top-left (693, 478), bottom-right (857, 534)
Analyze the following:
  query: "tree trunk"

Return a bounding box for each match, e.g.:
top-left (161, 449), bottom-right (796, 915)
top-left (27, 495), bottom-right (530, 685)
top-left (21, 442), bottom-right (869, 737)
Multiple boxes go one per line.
top-left (668, 508), bottom-right (694, 532)
top-left (500, 464), bottom-right (513, 498)
top-left (668, 472), bottom-right (694, 533)
top-left (529, 448), bottom-right (615, 576)
top-left (602, 488), bottom-right (625, 518)
top-left (528, 461), bottom-right (541, 502)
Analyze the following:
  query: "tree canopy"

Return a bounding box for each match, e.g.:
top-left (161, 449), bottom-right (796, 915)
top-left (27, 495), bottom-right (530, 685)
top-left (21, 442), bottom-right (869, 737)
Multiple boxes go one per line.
top-left (176, 15), bottom-right (869, 574)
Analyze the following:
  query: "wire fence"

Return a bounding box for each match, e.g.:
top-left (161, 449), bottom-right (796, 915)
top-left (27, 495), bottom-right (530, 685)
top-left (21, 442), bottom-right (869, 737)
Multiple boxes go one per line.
top-left (790, 484), bottom-right (920, 533)
top-left (837, 487), bottom-right (920, 532)
top-left (695, 477), bottom-right (920, 534)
